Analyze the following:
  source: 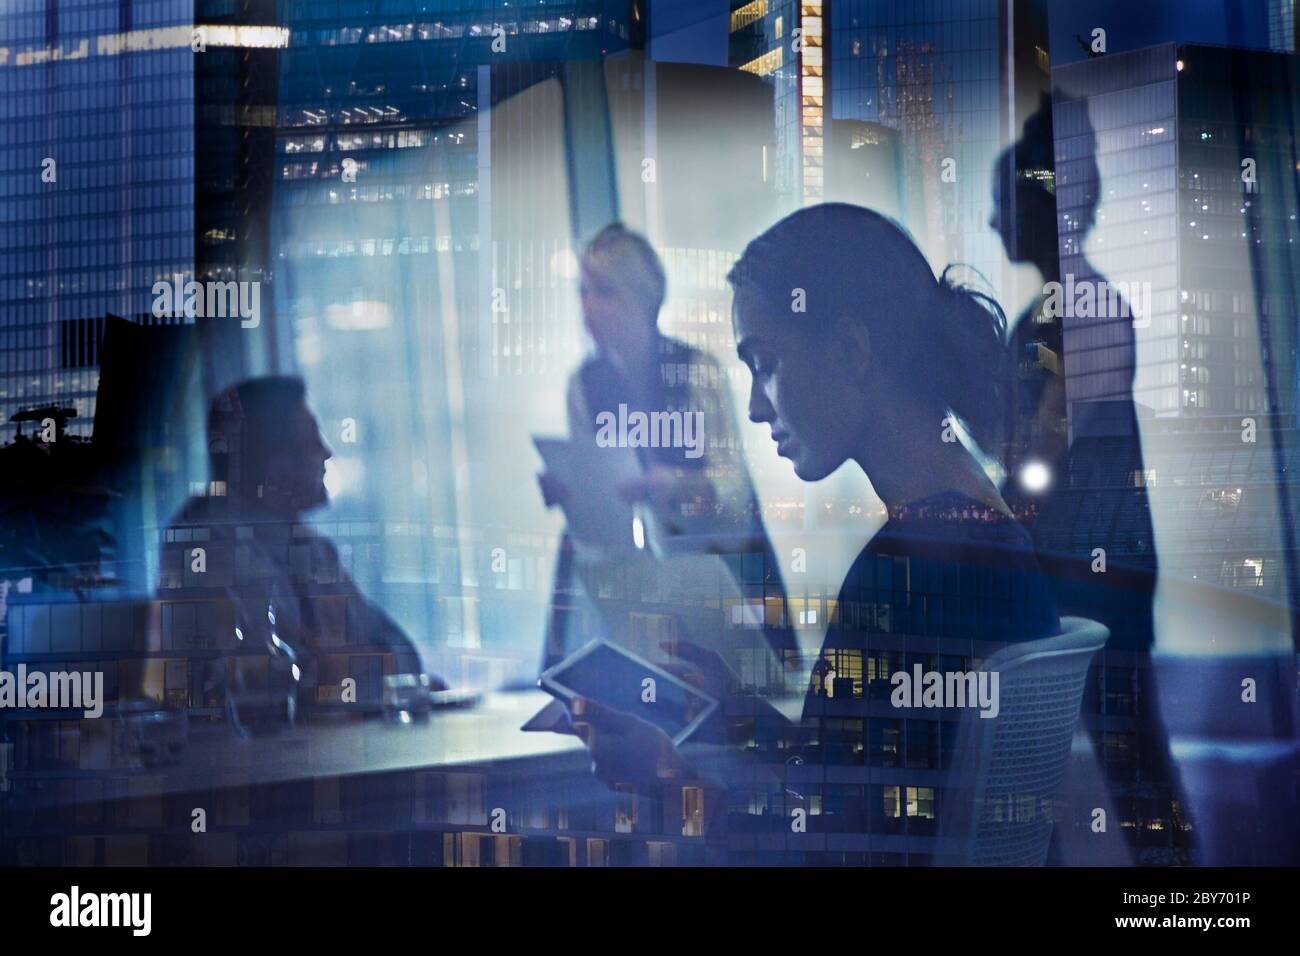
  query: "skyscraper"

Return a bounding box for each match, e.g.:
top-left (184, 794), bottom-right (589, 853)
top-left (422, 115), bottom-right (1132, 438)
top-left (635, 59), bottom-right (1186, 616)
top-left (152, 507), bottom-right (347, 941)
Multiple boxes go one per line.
top-left (730, 0), bottom-right (1053, 305)
top-left (1053, 43), bottom-right (1300, 421)
top-left (0, 2), bottom-right (199, 444)
top-left (1269, 0), bottom-right (1296, 52)
top-left (1041, 41), bottom-right (1300, 864)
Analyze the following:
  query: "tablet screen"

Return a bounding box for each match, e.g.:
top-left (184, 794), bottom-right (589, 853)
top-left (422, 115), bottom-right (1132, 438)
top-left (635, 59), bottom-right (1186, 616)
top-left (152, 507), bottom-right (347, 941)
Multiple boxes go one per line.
top-left (540, 641), bottom-right (717, 745)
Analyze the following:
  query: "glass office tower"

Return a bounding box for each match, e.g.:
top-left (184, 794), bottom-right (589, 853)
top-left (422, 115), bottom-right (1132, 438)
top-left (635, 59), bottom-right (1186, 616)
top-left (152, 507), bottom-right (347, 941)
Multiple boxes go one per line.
top-left (1053, 43), bottom-right (1300, 421)
top-left (1269, 0), bottom-right (1296, 52)
top-left (0, 0), bottom-right (197, 444)
top-left (1052, 46), bottom-right (1179, 419)
top-left (730, 0), bottom-right (1063, 486)
top-left (0, 0), bottom-right (289, 450)
top-left (729, 0), bottom-right (819, 207)
top-left (730, 0), bottom-right (1052, 303)
top-left (1043, 42), bottom-right (1300, 863)
top-left (268, 1), bottom-right (783, 680)
top-left (268, 2), bottom-right (642, 681)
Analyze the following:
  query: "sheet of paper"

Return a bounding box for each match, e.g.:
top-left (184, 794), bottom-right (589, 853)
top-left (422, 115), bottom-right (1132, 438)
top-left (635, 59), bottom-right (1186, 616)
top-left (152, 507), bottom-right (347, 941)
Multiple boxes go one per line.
top-left (534, 436), bottom-right (643, 550)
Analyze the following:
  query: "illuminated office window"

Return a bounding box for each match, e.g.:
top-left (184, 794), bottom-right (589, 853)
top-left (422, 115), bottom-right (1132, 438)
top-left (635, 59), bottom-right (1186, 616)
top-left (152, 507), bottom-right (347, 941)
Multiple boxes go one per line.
top-left (647, 842), bottom-right (677, 866)
top-left (683, 787), bottom-right (706, 837)
top-left (906, 786), bottom-right (935, 819)
top-left (883, 784), bottom-right (901, 818)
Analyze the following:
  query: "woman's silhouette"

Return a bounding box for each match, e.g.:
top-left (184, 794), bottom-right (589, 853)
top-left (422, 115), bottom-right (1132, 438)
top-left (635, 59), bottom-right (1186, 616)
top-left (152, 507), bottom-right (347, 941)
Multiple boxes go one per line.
top-left (727, 203), bottom-right (1062, 858)
top-left (728, 203), bottom-right (1056, 634)
top-left (1001, 96), bottom-right (1190, 864)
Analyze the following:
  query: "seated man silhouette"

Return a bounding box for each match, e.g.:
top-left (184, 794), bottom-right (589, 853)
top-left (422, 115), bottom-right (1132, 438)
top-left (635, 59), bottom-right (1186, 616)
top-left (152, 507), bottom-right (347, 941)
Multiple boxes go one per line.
top-left (160, 377), bottom-right (438, 726)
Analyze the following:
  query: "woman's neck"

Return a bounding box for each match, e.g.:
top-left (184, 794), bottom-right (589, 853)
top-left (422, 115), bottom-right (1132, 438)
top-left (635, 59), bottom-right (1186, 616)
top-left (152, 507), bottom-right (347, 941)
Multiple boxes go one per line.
top-left (857, 430), bottom-right (1010, 518)
top-left (1031, 246), bottom-right (1060, 284)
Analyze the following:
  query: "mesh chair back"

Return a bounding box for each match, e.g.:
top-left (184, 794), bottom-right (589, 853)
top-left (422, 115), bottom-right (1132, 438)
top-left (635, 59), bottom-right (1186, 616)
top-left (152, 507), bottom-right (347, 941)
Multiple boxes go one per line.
top-left (939, 617), bottom-right (1108, 866)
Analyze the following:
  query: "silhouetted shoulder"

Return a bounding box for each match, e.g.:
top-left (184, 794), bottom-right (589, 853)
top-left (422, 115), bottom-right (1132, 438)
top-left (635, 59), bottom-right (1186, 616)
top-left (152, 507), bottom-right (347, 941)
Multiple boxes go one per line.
top-left (834, 492), bottom-right (1060, 645)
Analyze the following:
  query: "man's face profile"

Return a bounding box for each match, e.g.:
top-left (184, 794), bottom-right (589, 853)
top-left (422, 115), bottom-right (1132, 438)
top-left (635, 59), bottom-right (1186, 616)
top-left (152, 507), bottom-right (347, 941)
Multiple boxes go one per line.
top-left (260, 402), bottom-right (333, 514)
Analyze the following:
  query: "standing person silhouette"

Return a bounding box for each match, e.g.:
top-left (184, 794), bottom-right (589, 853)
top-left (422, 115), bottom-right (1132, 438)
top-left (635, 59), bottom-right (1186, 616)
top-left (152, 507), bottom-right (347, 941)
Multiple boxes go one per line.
top-left (989, 92), bottom-right (1069, 484)
top-left (538, 223), bottom-right (793, 669)
top-left (992, 97), bottom-right (1191, 864)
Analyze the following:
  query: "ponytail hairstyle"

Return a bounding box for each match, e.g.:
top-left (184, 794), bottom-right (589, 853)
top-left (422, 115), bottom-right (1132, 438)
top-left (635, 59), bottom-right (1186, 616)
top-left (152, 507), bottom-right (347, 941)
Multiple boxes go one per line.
top-left (727, 203), bottom-right (1011, 464)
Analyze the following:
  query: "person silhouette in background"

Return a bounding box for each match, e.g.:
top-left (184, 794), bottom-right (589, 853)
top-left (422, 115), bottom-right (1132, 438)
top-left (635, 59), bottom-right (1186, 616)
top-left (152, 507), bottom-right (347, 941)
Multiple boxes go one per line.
top-left (990, 92), bottom-right (1069, 484)
top-left (160, 377), bottom-right (439, 728)
top-left (538, 223), bottom-right (793, 667)
top-left (995, 96), bottom-right (1191, 864)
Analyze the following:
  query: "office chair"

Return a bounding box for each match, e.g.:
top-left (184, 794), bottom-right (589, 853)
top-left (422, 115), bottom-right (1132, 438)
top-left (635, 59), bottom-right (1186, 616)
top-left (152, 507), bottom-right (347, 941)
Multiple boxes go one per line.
top-left (937, 617), bottom-right (1109, 866)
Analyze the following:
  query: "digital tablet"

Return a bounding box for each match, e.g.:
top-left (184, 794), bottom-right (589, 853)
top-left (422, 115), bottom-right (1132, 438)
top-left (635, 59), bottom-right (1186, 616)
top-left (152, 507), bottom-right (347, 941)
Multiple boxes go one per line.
top-left (538, 639), bottom-right (718, 746)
